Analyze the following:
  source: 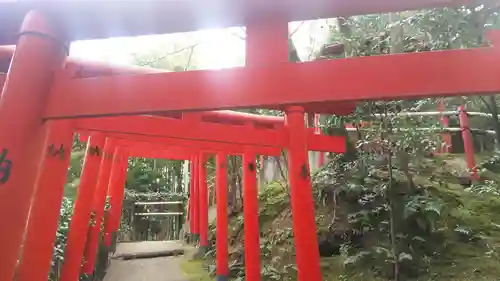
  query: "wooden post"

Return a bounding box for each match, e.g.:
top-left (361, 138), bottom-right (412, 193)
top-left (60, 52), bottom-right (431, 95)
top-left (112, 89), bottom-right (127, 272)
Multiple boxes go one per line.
top-left (438, 100), bottom-right (452, 153)
top-left (199, 153), bottom-right (209, 253)
top-left (192, 155), bottom-right (199, 242)
top-left (60, 133), bottom-right (105, 281)
top-left (82, 140), bottom-right (116, 276)
top-left (0, 10), bottom-right (67, 280)
top-left (216, 153), bottom-right (229, 281)
top-left (286, 106), bottom-right (322, 281)
top-left (187, 157), bottom-right (194, 240)
top-left (103, 147), bottom-right (128, 247)
top-left (108, 151), bottom-right (129, 245)
top-left (15, 121), bottom-right (74, 281)
top-left (458, 106), bottom-right (478, 179)
top-left (243, 149), bottom-right (261, 281)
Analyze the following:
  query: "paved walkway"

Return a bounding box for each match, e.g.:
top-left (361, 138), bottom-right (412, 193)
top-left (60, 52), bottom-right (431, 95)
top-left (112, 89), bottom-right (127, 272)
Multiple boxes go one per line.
top-left (104, 241), bottom-right (189, 281)
top-left (114, 241), bottom-right (185, 258)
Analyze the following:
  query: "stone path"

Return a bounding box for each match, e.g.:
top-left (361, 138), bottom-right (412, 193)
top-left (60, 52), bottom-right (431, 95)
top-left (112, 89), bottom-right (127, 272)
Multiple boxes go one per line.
top-left (114, 240), bottom-right (184, 258)
top-left (104, 241), bottom-right (189, 281)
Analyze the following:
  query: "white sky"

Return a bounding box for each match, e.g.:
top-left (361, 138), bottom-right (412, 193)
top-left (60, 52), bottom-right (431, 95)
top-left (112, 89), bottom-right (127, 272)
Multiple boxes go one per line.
top-left (69, 20), bottom-right (333, 69)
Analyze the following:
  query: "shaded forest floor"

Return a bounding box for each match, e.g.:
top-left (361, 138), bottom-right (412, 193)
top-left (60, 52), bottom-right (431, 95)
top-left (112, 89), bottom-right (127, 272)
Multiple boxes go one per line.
top-left (186, 154), bottom-right (500, 281)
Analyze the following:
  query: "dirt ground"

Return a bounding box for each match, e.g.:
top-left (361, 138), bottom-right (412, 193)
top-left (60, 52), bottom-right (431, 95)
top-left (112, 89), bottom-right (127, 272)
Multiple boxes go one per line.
top-left (104, 256), bottom-right (189, 281)
top-left (104, 241), bottom-right (189, 281)
top-left (114, 240), bottom-right (184, 257)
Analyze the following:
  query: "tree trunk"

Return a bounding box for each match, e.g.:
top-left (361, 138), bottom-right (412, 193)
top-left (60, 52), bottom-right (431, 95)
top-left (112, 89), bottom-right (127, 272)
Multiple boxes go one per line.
top-left (259, 156), bottom-right (267, 188)
top-left (228, 157), bottom-right (238, 210)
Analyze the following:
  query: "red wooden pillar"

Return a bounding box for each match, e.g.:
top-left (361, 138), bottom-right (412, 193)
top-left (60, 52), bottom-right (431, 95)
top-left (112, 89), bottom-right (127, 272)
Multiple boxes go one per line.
top-left (458, 106), bottom-right (479, 179)
top-left (243, 150), bottom-right (261, 281)
top-left (82, 140), bottom-right (116, 276)
top-left (286, 106), bottom-right (322, 281)
top-left (216, 153), bottom-right (229, 281)
top-left (107, 150), bottom-right (129, 243)
top-left (199, 153), bottom-right (209, 252)
top-left (15, 121), bottom-right (74, 281)
top-left (243, 19), bottom-right (285, 281)
top-left (103, 147), bottom-right (128, 247)
top-left (188, 157), bottom-right (195, 240)
top-left (192, 155), bottom-right (199, 242)
top-left (60, 133), bottom-right (106, 281)
top-left (0, 11), bottom-right (67, 280)
top-left (438, 100), bottom-right (452, 153)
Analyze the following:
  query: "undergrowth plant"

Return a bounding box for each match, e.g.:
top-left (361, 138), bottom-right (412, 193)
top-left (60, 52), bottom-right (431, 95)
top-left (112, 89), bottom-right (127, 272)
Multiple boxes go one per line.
top-left (313, 100), bottom-right (445, 280)
top-left (49, 197), bottom-right (74, 281)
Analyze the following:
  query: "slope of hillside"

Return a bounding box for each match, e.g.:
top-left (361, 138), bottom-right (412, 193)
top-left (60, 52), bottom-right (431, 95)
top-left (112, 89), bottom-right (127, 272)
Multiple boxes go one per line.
top-left (191, 155), bottom-right (500, 281)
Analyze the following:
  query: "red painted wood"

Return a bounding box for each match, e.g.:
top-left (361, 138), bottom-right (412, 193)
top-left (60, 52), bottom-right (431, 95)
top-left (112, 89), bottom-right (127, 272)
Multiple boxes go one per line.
top-left (286, 106), bottom-right (322, 281)
top-left (108, 151), bottom-right (129, 238)
top-left (458, 106), bottom-right (479, 179)
top-left (189, 158), bottom-right (195, 237)
top-left (76, 116), bottom-right (285, 146)
top-left (243, 150), bottom-right (261, 281)
top-left (0, 45), bottom-right (165, 77)
top-left (82, 140), bottom-right (115, 274)
top-left (0, 0), bottom-right (468, 45)
top-left (246, 20), bottom-right (288, 66)
top-left (81, 131), bottom-right (283, 155)
top-left (199, 154), bottom-right (209, 248)
top-left (16, 121), bottom-right (74, 281)
top-left (0, 11), bottom-right (66, 281)
top-left (104, 147), bottom-right (127, 247)
top-left (80, 131), bottom-right (283, 156)
top-left (216, 153), bottom-right (229, 278)
top-left (74, 116), bottom-right (346, 153)
top-left (128, 148), bottom-right (192, 160)
top-left (46, 39), bottom-right (500, 118)
top-left (438, 100), bottom-right (452, 153)
top-left (60, 133), bottom-right (105, 281)
top-left (192, 156), bottom-right (199, 238)
top-left (79, 132), bottom-right (89, 143)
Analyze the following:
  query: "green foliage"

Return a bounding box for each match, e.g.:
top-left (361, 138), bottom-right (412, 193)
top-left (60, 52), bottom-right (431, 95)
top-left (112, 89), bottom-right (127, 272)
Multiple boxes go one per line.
top-left (53, 197), bottom-right (74, 263)
top-left (189, 5), bottom-right (500, 280)
top-left (126, 158), bottom-right (184, 193)
top-left (312, 5), bottom-right (500, 279)
top-left (49, 197), bottom-right (74, 281)
top-left (181, 258), bottom-right (215, 281)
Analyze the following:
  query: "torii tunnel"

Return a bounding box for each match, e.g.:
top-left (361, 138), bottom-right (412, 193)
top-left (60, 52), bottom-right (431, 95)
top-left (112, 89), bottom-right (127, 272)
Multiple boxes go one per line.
top-left (0, 0), bottom-right (497, 280)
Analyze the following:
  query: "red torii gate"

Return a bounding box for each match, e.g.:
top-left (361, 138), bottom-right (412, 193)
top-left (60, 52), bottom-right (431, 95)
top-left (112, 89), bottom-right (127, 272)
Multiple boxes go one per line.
top-left (72, 131), bottom-right (315, 281)
top-left (74, 115), bottom-right (344, 152)
top-left (0, 0), bottom-right (492, 281)
top-left (75, 139), bottom-right (228, 278)
top-left (72, 113), bottom-right (344, 281)
top-left (14, 123), bottom-right (296, 281)
top-left (15, 108), bottom-right (345, 281)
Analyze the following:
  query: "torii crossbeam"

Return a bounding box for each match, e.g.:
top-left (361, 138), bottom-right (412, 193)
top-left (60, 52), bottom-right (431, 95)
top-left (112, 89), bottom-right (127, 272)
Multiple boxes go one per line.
top-left (0, 1), bottom-right (494, 281)
top-left (75, 115), bottom-right (345, 152)
top-left (0, 0), bottom-right (469, 45)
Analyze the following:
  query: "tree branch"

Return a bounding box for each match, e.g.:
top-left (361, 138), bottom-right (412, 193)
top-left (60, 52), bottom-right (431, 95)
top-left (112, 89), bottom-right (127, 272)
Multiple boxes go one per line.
top-left (184, 46), bottom-right (196, 71)
top-left (478, 95), bottom-right (495, 114)
top-left (230, 27), bottom-right (246, 40)
top-left (290, 21), bottom-right (306, 38)
top-left (138, 43), bottom-right (200, 67)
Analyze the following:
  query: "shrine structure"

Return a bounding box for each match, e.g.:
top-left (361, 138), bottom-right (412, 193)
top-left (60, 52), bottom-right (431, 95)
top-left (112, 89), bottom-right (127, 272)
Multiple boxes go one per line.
top-left (0, 0), bottom-right (496, 281)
